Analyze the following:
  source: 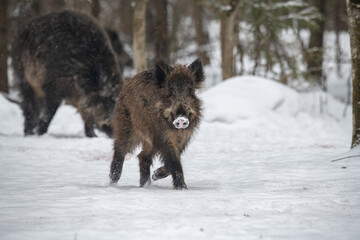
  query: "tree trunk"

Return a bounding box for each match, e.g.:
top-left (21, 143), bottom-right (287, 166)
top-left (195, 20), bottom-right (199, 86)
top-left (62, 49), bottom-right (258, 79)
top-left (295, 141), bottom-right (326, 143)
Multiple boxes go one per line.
top-left (119, 0), bottom-right (133, 42)
top-left (220, 4), bottom-right (238, 80)
top-left (153, 0), bottom-right (169, 63)
top-left (0, 0), bottom-right (8, 93)
top-left (133, 0), bottom-right (147, 72)
top-left (346, 0), bottom-right (360, 148)
top-left (306, 0), bottom-right (326, 90)
top-left (90, 0), bottom-right (100, 19)
top-left (192, 0), bottom-right (210, 65)
top-left (31, 0), bottom-right (43, 15)
top-left (48, 0), bottom-right (65, 12)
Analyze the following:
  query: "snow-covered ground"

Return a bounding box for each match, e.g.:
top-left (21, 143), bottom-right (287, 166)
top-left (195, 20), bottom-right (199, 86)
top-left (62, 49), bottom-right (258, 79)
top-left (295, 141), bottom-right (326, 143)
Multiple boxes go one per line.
top-left (0, 76), bottom-right (358, 240)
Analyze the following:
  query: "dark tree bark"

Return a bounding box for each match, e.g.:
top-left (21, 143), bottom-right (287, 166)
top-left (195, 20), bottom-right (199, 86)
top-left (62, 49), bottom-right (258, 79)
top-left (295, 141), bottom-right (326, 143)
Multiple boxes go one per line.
top-left (346, 0), bottom-right (360, 148)
top-left (168, 0), bottom-right (184, 58)
top-left (133, 0), bottom-right (147, 72)
top-left (306, 0), bottom-right (326, 90)
top-left (192, 0), bottom-right (210, 65)
top-left (90, 0), bottom-right (100, 19)
top-left (152, 0), bottom-right (169, 63)
top-left (220, 1), bottom-right (239, 80)
top-left (0, 0), bottom-right (8, 93)
top-left (119, 0), bottom-right (133, 42)
top-left (31, 0), bottom-right (43, 15)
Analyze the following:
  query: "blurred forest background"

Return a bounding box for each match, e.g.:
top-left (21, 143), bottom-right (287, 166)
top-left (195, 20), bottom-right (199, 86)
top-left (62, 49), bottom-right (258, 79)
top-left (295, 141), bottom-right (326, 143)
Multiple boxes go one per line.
top-left (0, 0), bottom-right (350, 103)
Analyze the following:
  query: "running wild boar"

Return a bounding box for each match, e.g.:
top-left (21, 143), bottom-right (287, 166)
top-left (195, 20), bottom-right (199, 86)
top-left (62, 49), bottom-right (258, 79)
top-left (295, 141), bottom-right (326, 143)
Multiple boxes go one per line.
top-left (11, 10), bottom-right (124, 137)
top-left (110, 59), bottom-right (204, 190)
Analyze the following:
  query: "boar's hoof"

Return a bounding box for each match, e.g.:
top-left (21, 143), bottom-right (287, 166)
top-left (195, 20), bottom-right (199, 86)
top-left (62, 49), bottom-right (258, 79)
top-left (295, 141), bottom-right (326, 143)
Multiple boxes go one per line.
top-left (24, 130), bottom-right (35, 136)
top-left (85, 127), bottom-right (97, 138)
top-left (140, 176), bottom-right (151, 187)
top-left (174, 182), bottom-right (188, 190)
top-left (173, 172), bottom-right (188, 190)
top-left (109, 170), bottom-right (121, 184)
top-left (152, 166), bottom-right (170, 181)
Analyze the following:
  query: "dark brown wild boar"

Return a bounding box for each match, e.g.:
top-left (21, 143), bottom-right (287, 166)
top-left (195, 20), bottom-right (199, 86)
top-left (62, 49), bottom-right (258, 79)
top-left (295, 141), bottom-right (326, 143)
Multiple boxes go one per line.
top-left (110, 59), bottom-right (204, 190)
top-left (11, 10), bottom-right (124, 137)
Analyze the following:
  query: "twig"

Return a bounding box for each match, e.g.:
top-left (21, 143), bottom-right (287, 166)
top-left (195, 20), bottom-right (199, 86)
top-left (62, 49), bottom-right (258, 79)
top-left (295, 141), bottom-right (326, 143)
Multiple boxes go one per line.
top-left (331, 155), bottom-right (360, 162)
top-left (0, 91), bottom-right (21, 105)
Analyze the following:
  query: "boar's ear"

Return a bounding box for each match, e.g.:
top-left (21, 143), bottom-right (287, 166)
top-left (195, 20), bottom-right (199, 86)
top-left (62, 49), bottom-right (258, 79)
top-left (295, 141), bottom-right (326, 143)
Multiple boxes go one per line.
top-left (188, 58), bottom-right (205, 88)
top-left (155, 60), bottom-right (173, 87)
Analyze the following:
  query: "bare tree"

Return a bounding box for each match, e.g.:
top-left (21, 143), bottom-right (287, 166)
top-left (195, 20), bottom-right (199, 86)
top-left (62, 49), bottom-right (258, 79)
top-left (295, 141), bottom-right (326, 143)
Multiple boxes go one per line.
top-left (0, 0), bottom-right (8, 93)
top-left (133, 0), bottom-right (147, 72)
top-left (192, 0), bottom-right (210, 65)
top-left (90, 0), bottom-right (100, 19)
top-left (346, 0), bottom-right (360, 148)
top-left (220, 0), bottom-right (239, 80)
top-left (152, 0), bottom-right (169, 63)
top-left (119, 0), bottom-right (133, 42)
top-left (306, 0), bottom-right (326, 90)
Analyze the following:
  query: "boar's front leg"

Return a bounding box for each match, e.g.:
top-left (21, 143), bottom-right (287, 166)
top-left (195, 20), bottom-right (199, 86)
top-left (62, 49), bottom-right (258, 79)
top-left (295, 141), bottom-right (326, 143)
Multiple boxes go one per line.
top-left (19, 82), bottom-right (40, 136)
top-left (162, 149), bottom-right (187, 190)
top-left (152, 166), bottom-right (170, 181)
top-left (84, 121), bottom-right (96, 138)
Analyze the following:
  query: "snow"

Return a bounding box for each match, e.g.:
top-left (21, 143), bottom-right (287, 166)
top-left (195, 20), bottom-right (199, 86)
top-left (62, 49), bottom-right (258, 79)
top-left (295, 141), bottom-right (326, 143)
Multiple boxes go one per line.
top-left (0, 76), bottom-right (358, 240)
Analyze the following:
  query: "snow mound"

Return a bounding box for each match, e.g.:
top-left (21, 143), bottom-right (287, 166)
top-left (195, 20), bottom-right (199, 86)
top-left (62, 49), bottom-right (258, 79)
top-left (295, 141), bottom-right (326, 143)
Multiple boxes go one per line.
top-left (201, 75), bottom-right (349, 126)
top-left (201, 76), bottom-right (300, 123)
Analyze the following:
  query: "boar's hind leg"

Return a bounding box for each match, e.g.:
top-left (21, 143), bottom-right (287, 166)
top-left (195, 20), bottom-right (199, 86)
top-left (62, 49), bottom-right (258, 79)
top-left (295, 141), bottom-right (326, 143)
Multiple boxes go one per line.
top-left (162, 150), bottom-right (187, 190)
top-left (152, 166), bottom-right (170, 181)
top-left (20, 82), bottom-right (40, 136)
top-left (138, 145), bottom-right (154, 187)
top-left (110, 142), bottom-right (125, 184)
top-left (110, 105), bottom-right (136, 184)
top-left (84, 121), bottom-right (96, 138)
top-left (110, 137), bottom-right (135, 184)
top-left (78, 110), bottom-right (97, 137)
top-left (37, 87), bottom-right (62, 135)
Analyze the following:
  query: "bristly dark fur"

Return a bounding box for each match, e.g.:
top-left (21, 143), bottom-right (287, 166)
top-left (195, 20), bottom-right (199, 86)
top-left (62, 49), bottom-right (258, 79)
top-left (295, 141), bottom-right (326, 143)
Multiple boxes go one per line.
top-left (110, 59), bottom-right (205, 190)
top-left (11, 10), bottom-right (124, 137)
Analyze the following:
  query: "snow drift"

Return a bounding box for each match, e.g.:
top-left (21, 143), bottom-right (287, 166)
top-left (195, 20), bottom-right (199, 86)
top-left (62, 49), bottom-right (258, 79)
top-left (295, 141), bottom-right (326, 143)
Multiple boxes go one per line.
top-left (201, 76), bottom-right (301, 123)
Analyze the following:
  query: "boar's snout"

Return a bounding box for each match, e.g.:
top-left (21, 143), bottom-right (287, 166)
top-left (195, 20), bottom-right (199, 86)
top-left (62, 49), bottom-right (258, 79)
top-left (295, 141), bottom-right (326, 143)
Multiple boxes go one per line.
top-left (173, 116), bottom-right (190, 129)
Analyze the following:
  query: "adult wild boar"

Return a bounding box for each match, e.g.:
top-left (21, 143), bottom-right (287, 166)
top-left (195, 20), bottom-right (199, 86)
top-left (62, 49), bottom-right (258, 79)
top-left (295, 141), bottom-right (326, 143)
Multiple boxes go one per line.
top-left (110, 59), bottom-right (204, 190)
top-left (11, 10), bottom-right (123, 137)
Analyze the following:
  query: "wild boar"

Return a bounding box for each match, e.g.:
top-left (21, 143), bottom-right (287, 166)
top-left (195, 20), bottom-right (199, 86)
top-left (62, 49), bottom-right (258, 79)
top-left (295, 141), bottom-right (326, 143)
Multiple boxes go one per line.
top-left (110, 59), bottom-right (204, 190)
top-left (11, 10), bottom-right (123, 137)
